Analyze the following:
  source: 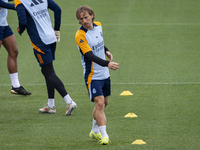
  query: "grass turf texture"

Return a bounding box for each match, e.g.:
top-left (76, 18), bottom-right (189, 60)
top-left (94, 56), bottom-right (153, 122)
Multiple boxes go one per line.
top-left (0, 0), bottom-right (200, 149)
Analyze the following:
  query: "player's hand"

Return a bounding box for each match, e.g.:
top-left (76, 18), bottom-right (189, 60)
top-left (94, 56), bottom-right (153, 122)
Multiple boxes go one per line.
top-left (106, 51), bottom-right (113, 62)
top-left (54, 30), bottom-right (60, 42)
top-left (17, 27), bottom-right (23, 35)
top-left (108, 62), bottom-right (119, 70)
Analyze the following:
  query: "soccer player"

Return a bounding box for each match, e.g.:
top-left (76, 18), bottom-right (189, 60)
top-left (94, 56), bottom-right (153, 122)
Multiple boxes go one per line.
top-left (0, 0), bottom-right (31, 95)
top-left (75, 5), bottom-right (119, 145)
top-left (15, 0), bottom-right (77, 115)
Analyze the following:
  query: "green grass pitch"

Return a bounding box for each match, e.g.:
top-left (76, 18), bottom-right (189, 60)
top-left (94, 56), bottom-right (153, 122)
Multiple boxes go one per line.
top-left (0, 0), bottom-right (200, 149)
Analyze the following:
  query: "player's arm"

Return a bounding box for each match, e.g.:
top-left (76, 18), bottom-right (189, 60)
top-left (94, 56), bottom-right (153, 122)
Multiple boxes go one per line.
top-left (48, 0), bottom-right (61, 42)
top-left (15, 2), bottom-right (27, 35)
top-left (104, 46), bottom-right (119, 70)
top-left (85, 51), bottom-right (119, 70)
top-left (0, 0), bottom-right (15, 10)
top-left (85, 51), bottom-right (110, 67)
top-left (104, 46), bottom-right (113, 62)
top-left (104, 46), bottom-right (109, 53)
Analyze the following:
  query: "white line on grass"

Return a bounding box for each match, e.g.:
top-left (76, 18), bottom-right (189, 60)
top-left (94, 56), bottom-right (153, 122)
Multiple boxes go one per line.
top-left (112, 82), bottom-right (200, 85)
top-left (102, 23), bottom-right (200, 26)
top-left (60, 23), bottom-right (200, 26)
top-left (0, 82), bottom-right (200, 86)
top-left (9, 23), bottom-right (200, 27)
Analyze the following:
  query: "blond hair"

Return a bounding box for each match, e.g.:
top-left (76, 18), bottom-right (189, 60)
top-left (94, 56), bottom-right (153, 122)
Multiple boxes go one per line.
top-left (76, 5), bottom-right (95, 21)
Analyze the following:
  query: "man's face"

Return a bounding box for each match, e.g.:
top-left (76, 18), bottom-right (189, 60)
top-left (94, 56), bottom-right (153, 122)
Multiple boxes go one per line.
top-left (78, 11), bottom-right (94, 30)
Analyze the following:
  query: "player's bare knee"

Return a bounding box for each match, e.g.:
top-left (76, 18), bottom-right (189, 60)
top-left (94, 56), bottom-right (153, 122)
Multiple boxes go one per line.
top-left (12, 48), bottom-right (19, 57)
top-left (8, 48), bottom-right (18, 58)
top-left (96, 101), bottom-right (105, 111)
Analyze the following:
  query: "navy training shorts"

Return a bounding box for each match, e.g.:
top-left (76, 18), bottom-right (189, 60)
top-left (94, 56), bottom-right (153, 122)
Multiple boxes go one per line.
top-left (0, 25), bottom-right (13, 41)
top-left (33, 42), bottom-right (56, 67)
top-left (86, 77), bottom-right (111, 102)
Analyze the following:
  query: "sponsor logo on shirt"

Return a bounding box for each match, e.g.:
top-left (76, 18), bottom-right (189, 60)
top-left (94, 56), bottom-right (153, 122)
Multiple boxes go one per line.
top-left (30, 0), bottom-right (44, 7)
top-left (33, 9), bottom-right (48, 19)
top-left (92, 41), bottom-right (104, 52)
top-left (79, 39), bottom-right (84, 44)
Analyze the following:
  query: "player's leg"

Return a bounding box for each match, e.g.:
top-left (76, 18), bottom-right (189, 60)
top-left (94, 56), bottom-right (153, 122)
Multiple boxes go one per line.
top-left (94, 77), bottom-right (110, 126)
top-left (93, 95), bottom-right (111, 145)
top-left (39, 62), bottom-right (64, 113)
top-left (2, 34), bottom-right (18, 74)
top-left (87, 79), bottom-right (110, 144)
top-left (93, 96), bottom-right (108, 132)
top-left (104, 96), bottom-right (109, 107)
top-left (88, 80), bottom-right (103, 141)
top-left (39, 70), bottom-right (56, 114)
top-left (2, 28), bottom-right (31, 95)
top-left (93, 95), bottom-right (106, 127)
top-left (89, 107), bottom-right (102, 141)
top-left (50, 43), bottom-right (77, 115)
top-left (34, 43), bottom-right (76, 114)
top-left (39, 62), bottom-right (77, 115)
top-left (95, 77), bottom-right (111, 144)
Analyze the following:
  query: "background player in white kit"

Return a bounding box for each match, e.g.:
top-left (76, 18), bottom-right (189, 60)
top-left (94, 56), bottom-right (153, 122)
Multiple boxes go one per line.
top-left (15, 0), bottom-right (77, 115)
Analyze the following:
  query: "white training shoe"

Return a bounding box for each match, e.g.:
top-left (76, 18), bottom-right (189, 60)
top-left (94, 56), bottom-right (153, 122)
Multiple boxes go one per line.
top-left (39, 104), bottom-right (56, 114)
top-left (65, 102), bottom-right (77, 116)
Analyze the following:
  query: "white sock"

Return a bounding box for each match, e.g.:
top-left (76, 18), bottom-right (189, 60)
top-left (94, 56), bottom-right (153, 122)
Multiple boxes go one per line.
top-left (10, 73), bottom-right (20, 88)
top-left (92, 119), bottom-right (100, 134)
top-left (48, 98), bottom-right (55, 108)
top-left (99, 125), bottom-right (109, 138)
top-left (64, 94), bottom-right (73, 105)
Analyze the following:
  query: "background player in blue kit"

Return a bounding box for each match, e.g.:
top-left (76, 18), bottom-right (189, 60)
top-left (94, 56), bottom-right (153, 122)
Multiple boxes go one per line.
top-left (75, 5), bottom-right (119, 145)
top-left (15, 0), bottom-right (77, 115)
top-left (0, 0), bottom-right (31, 95)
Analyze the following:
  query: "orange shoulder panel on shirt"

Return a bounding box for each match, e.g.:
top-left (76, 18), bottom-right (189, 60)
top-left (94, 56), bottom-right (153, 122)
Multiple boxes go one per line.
top-left (93, 21), bottom-right (102, 26)
top-left (14, 0), bottom-right (22, 8)
top-left (75, 29), bottom-right (92, 55)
